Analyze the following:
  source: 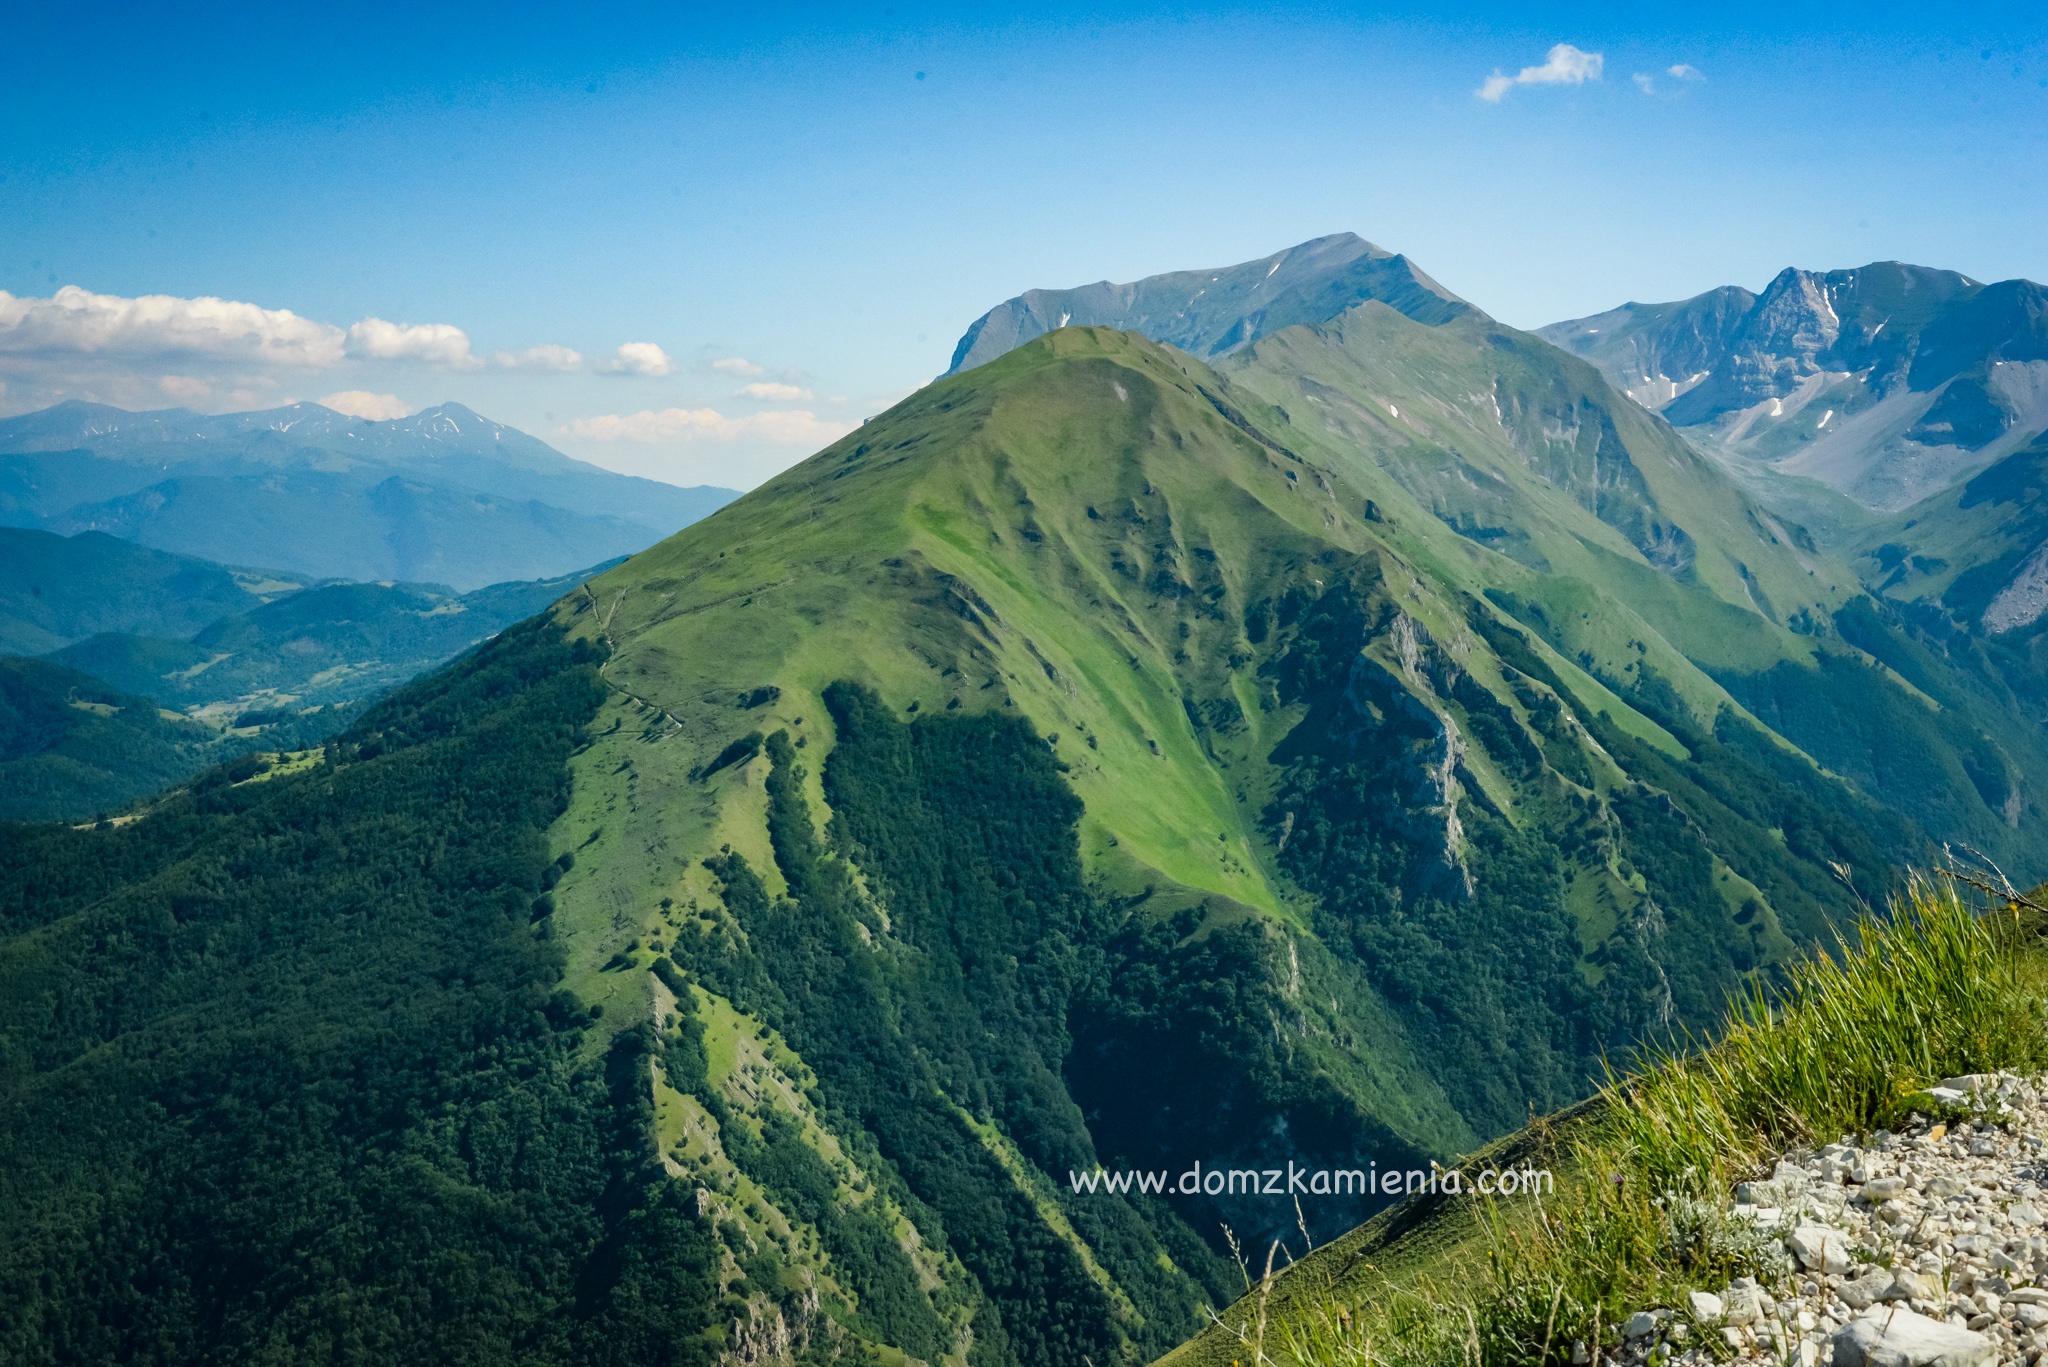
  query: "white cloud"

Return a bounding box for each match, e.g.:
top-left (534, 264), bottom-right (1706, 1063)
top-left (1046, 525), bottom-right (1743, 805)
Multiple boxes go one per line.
top-left (0, 286), bottom-right (577, 417)
top-left (738, 381), bottom-right (813, 401)
top-left (565, 406), bottom-right (851, 446)
top-left (346, 317), bottom-right (478, 368)
top-left (602, 342), bottom-right (675, 377)
top-left (1475, 43), bottom-right (1603, 102)
top-left (1633, 62), bottom-right (1704, 96)
top-left (710, 356), bottom-right (765, 377)
top-left (0, 285), bottom-right (347, 363)
top-left (320, 390), bottom-right (413, 420)
top-left (494, 343), bottom-right (584, 371)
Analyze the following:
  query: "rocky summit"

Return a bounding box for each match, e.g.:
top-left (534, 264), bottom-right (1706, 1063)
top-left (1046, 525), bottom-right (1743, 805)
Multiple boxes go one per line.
top-left (1540, 263), bottom-right (2048, 643)
top-left (1540, 264), bottom-right (2048, 515)
top-left (944, 231), bottom-right (1472, 375)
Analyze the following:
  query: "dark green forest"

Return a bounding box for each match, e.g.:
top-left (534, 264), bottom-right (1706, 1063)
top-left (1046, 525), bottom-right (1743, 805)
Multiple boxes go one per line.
top-left (0, 656), bottom-right (222, 823)
top-left (0, 623), bottom-right (723, 1366)
top-left (0, 655), bottom-right (354, 824)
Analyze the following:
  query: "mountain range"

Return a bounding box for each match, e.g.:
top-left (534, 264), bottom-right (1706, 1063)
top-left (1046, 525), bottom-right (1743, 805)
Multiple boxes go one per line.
top-left (0, 399), bottom-right (737, 588)
top-left (1540, 262), bottom-right (2047, 513)
top-left (1, 235), bottom-right (2045, 1367)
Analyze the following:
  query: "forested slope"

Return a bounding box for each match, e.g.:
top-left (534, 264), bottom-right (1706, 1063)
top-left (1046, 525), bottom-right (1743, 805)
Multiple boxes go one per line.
top-left (0, 656), bottom-right (275, 824)
top-left (0, 622), bottom-right (725, 1365)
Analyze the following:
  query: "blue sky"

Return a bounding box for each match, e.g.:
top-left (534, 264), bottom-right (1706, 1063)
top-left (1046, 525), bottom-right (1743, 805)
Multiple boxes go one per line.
top-left (2, 1), bottom-right (2043, 488)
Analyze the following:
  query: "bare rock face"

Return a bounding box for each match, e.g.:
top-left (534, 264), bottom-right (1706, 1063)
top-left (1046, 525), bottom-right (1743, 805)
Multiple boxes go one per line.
top-left (1328, 633), bottom-right (1477, 903)
top-left (1539, 262), bottom-right (2048, 516)
top-left (1832, 1306), bottom-right (1995, 1367)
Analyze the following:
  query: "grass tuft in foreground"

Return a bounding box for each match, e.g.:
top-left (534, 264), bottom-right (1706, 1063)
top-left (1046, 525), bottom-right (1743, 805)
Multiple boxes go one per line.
top-left (1221, 875), bottom-right (2047, 1367)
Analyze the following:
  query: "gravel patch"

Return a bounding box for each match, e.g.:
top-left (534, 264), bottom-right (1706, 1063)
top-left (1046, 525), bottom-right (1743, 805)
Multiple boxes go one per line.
top-left (1596, 1073), bottom-right (2048, 1367)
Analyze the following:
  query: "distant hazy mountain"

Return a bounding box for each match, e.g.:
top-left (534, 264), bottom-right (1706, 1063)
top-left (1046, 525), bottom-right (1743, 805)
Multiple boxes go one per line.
top-left (1540, 262), bottom-right (2048, 513)
top-left (944, 231), bottom-right (1472, 375)
top-left (0, 400), bottom-right (738, 588)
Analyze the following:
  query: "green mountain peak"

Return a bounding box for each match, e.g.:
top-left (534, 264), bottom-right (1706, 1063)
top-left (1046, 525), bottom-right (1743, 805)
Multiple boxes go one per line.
top-left (520, 314), bottom-right (2003, 1359)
